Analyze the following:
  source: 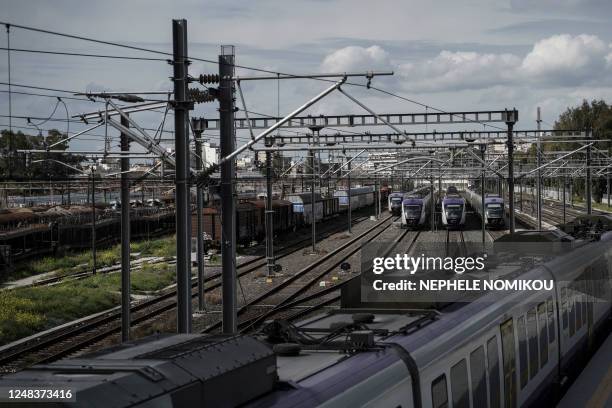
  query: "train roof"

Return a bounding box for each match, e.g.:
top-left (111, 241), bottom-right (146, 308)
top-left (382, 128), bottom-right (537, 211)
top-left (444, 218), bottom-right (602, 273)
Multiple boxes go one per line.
top-left (285, 193), bottom-right (323, 204)
top-left (442, 196), bottom-right (464, 204)
top-left (403, 197), bottom-right (425, 204)
top-left (494, 230), bottom-right (574, 242)
top-left (484, 196), bottom-right (504, 204)
top-left (333, 186), bottom-right (375, 197)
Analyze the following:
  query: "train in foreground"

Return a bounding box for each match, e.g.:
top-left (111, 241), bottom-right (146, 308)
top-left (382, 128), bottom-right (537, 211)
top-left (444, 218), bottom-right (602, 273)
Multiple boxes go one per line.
top-left (401, 186), bottom-right (434, 228)
top-left (441, 186), bottom-right (466, 229)
top-left (466, 188), bottom-right (506, 229)
top-left (3, 231), bottom-right (610, 407)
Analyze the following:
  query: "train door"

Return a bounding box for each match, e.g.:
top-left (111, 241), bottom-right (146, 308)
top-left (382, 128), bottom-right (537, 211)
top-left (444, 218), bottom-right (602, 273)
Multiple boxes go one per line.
top-left (500, 318), bottom-right (517, 408)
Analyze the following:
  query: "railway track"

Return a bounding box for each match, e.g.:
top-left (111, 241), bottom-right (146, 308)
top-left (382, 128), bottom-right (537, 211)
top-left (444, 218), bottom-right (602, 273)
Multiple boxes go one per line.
top-left (517, 194), bottom-right (604, 226)
top-left (8, 214), bottom-right (371, 290)
top-left (232, 224), bottom-right (423, 334)
top-left (201, 215), bottom-right (400, 334)
top-left (0, 214), bottom-right (372, 372)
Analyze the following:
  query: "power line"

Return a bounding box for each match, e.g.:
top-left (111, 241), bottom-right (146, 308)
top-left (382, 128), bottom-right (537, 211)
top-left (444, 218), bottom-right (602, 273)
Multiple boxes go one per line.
top-left (0, 89), bottom-right (103, 102)
top-left (0, 47), bottom-right (168, 61)
top-left (0, 81), bottom-right (79, 94)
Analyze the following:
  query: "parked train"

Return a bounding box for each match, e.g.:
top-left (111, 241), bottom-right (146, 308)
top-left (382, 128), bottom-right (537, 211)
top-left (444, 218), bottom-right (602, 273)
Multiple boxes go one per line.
top-left (466, 189), bottom-right (506, 229)
top-left (193, 195), bottom-right (339, 247)
top-left (243, 236), bottom-right (612, 408)
top-left (0, 206), bottom-right (176, 267)
top-left (334, 186), bottom-right (376, 211)
top-left (401, 186), bottom-right (435, 229)
top-left (388, 192), bottom-right (404, 215)
top-left (441, 186), bottom-right (466, 229)
top-left (5, 233), bottom-right (610, 407)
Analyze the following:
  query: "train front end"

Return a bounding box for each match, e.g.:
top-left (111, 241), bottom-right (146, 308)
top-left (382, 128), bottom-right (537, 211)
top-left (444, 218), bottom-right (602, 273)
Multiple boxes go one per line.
top-left (441, 195), bottom-right (466, 229)
top-left (402, 197), bottom-right (425, 228)
top-left (484, 195), bottom-right (505, 228)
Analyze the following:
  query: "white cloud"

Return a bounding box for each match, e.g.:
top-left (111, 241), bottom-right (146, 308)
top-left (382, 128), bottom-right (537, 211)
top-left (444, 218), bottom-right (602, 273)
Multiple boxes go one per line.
top-left (320, 34), bottom-right (612, 93)
top-left (398, 51), bottom-right (521, 92)
top-left (320, 45), bottom-right (393, 73)
top-left (520, 34), bottom-right (609, 84)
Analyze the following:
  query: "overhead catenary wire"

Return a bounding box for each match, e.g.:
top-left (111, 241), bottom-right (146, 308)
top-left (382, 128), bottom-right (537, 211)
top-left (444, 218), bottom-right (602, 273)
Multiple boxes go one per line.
top-left (3, 19), bottom-right (505, 133)
top-left (0, 47), bottom-right (168, 61)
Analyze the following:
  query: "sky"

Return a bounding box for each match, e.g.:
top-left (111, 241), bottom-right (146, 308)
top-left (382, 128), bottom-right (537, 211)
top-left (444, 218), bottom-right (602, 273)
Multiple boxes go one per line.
top-left (1, 0), bottom-right (611, 158)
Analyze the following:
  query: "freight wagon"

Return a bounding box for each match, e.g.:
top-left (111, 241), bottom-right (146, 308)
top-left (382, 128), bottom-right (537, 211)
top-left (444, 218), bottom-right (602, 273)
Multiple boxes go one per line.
top-left (192, 200), bottom-right (297, 247)
top-left (285, 193), bottom-right (324, 225)
top-left (334, 186), bottom-right (375, 211)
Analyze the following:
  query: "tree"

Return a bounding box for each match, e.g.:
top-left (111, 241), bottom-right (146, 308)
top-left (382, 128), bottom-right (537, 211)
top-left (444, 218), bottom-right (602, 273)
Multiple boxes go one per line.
top-left (0, 129), bottom-right (85, 182)
top-left (550, 100), bottom-right (612, 203)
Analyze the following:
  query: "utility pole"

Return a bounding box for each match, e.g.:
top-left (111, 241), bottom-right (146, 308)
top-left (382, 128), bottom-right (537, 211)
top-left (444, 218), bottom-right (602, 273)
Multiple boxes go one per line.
top-left (563, 176), bottom-right (567, 225)
top-left (536, 107), bottom-right (542, 229)
top-left (504, 109), bottom-right (518, 233)
top-left (586, 128), bottom-right (592, 214)
top-left (374, 175), bottom-right (379, 219)
top-left (192, 118), bottom-right (206, 311)
top-left (347, 157), bottom-right (352, 234)
top-left (219, 45), bottom-right (237, 334)
top-left (310, 150), bottom-right (316, 252)
top-left (265, 148), bottom-right (274, 275)
top-left (606, 170), bottom-right (610, 207)
top-left (120, 114), bottom-right (131, 342)
top-left (430, 171), bottom-right (435, 233)
top-left (519, 162), bottom-right (523, 212)
top-left (480, 144), bottom-right (486, 244)
top-left (172, 19), bottom-right (192, 333)
top-left (91, 167), bottom-right (97, 274)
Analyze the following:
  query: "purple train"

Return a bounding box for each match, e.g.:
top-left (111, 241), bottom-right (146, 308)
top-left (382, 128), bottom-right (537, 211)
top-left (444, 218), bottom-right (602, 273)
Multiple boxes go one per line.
top-left (401, 186), bottom-right (434, 228)
top-left (441, 186), bottom-right (466, 229)
top-left (467, 189), bottom-right (506, 229)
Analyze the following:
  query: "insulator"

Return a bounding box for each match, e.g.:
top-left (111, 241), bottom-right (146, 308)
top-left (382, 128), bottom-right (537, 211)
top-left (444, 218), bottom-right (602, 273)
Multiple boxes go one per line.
top-left (199, 74), bottom-right (220, 84)
top-left (189, 88), bottom-right (217, 103)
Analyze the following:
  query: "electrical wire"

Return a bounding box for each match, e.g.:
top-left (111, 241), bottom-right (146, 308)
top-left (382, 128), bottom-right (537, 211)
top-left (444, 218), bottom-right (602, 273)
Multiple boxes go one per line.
top-left (0, 47), bottom-right (167, 61)
top-left (0, 89), bottom-right (103, 102)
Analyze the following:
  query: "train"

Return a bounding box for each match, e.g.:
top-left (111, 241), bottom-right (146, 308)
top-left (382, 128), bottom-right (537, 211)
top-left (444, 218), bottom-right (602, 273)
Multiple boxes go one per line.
top-left (401, 186), bottom-right (435, 228)
top-left (334, 186), bottom-right (376, 212)
top-left (3, 232), bottom-right (610, 407)
top-left (388, 192), bottom-right (404, 215)
top-left (0, 206), bottom-right (176, 268)
top-left (441, 186), bottom-right (467, 229)
top-left (193, 196), bottom-right (340, 247)
top-left (466, 188), bottom-right (506, 229)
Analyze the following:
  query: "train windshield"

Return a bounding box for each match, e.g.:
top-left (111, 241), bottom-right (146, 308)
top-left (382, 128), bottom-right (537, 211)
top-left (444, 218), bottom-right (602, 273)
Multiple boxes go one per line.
top-left (486, 203), bottom-right (503, 217)
top-left (404, 205), bottom-right (421, 217)
top-left (391, 197), bottom-right (403, 203)
top-left (445, 204), bottom-right (463, 218)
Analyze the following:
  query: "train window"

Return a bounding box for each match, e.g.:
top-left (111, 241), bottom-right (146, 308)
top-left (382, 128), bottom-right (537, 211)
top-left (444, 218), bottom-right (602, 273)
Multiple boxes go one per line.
top-left (500, 319), bottom-right (517, 408)
top-left (487, 336), bottom-right (501, 408)
top-left (451, 360), bottom-right (469, 408)
top-left (538, 303), bottom-right (548, 367)
top-left (517, 316), bottom-right (528, 388)
top-left (576, 291), bottom-right (583, 331)
top-left (569, 292), bottom-right (576, 337)
top-left (470, 347), bottom-right (487, 408)
top-left (547, 298), bottom-right (555, 344)
top-left (582, 294), bottom-right (589, 325)
top-left (561, 287), bottom-right (568, 330)
top-left (431, 374), bottom-right (448, 408)
top-left (527, 307), bottom-right (539, 379)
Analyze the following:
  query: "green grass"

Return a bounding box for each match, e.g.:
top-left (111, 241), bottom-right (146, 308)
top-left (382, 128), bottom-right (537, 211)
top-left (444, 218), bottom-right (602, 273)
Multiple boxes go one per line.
top-left (570, 196), bottom-right (612, 213)
top-left (7, 235), bottom-right (177, 283)
top-left (0, 263), bottom-right (177, 346)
